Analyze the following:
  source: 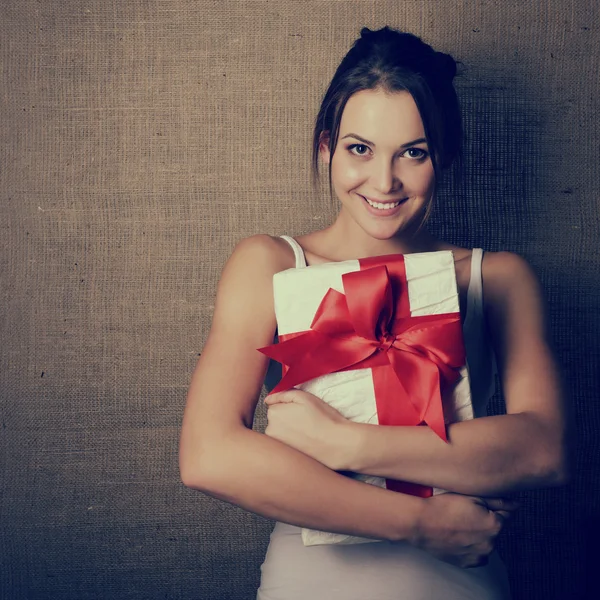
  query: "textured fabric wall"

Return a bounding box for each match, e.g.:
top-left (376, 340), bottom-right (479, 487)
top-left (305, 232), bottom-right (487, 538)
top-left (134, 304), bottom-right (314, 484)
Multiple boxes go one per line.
top-left (1, 1), bottom-right (598, 599)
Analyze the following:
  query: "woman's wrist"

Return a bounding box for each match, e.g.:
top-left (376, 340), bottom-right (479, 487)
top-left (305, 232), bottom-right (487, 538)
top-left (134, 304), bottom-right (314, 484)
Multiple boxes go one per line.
top-left (387, 492), bottom-right (425, 543)
top-left (331, 420), bottom-right (365, 472)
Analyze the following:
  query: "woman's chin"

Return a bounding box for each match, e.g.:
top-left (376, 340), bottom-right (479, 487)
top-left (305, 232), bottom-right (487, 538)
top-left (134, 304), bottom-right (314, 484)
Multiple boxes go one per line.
top-left (337, 205), bottom-right (424, 243)
top-left (362, 219), bottom-right (415, 241)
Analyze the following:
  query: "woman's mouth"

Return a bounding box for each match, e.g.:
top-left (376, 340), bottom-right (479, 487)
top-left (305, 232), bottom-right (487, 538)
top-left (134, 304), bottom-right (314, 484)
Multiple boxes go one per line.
top-left (361, 195), bottom-right (408, 215)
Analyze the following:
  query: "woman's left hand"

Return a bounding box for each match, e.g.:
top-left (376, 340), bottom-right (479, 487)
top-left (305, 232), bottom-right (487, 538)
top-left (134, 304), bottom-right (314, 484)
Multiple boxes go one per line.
top-left (264, 389), bottom-right (353, 470)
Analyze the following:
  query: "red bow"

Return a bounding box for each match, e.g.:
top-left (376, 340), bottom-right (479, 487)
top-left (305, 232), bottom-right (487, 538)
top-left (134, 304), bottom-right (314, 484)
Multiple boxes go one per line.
top-left (259, 256), bottom-right (466, 495)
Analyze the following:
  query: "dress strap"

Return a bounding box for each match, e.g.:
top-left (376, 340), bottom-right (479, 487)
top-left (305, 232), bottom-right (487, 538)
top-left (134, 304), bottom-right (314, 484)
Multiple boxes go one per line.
top-left (466, 248), bottom-right (484, 317)
top-left (462, 247), bottom-right (498, 415)
top-left (280, 235), bottom-right (307, 268)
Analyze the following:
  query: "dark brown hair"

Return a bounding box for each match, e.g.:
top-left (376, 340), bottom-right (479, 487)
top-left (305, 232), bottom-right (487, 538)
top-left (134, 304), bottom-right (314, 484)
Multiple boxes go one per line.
top-left (312, 27), bottom-right (462, 192)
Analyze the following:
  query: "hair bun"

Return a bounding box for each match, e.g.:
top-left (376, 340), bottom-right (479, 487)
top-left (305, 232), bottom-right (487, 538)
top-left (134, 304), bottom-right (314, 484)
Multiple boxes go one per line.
top-left (356, 28), bottom-right (456, 82)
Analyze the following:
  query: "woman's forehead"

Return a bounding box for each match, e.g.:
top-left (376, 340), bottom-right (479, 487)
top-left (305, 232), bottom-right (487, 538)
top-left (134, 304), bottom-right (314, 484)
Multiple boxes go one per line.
top-left (340, 89), bottom-right (426, 144)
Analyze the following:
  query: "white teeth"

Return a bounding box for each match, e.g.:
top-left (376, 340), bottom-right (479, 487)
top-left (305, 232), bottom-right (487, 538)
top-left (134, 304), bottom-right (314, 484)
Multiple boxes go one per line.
top-left (365, 197), bottom-right (401, 210)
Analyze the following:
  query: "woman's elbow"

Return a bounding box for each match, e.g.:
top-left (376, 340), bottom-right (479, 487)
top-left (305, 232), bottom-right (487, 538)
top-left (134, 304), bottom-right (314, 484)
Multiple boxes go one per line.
top-left (178, 424), bottom-right (249, 492)
top-left (178, 426), bottom-right (225, 492)
top-left (518, 412), bottom-right (570, 489)
top-left (179, 443), bottom-right (213, 491)
top-left (537, 458), bottom-right (568, 488)
top-left (533, 439), bottom-right (570, 488)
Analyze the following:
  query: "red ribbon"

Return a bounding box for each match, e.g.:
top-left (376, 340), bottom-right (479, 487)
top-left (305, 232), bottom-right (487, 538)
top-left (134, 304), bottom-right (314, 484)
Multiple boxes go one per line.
top-left (259, 254), bottom-right (465, 497)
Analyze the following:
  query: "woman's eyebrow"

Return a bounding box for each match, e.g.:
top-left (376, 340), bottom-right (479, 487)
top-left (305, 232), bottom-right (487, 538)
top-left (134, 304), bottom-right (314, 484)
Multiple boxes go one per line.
top-left (340, 133), bottom-right (428, 149)
top-left (399, 137), bottom-right (427, 148)
top-left (341, 133), bottom-right (375, 146)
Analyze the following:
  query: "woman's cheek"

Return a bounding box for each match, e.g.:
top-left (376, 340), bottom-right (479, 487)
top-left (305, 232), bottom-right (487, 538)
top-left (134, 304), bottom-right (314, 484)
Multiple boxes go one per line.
top-left (333, 158), bottom-right (365, 188)
top-left (413, 163), bottom-right (436, 194)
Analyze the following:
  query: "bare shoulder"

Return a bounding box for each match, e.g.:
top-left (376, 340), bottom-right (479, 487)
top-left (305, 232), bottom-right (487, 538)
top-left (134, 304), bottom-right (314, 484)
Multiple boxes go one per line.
top-left (212, 234), bottom-right (296, 329)
top-left (224, 234), bottom-right (295, 276)
top-left (482, 250), bottom-right (537, 278)
top-left (481, 251), bottom-right (543, 306)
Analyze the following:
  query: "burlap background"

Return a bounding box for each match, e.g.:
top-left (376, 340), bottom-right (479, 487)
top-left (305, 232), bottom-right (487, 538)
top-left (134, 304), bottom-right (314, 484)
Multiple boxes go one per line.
top-left (1, 1), bottom-right (598, 599)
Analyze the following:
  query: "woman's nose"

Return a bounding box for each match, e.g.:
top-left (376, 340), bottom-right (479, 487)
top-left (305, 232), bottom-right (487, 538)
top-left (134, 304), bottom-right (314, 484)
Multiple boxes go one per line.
top-left (372, 157), bottom-right (401, 194)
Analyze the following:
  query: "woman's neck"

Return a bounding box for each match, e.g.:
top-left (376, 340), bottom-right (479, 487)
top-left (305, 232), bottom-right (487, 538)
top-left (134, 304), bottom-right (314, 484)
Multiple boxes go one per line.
top-left (306, 214), bottom-right (441, 262)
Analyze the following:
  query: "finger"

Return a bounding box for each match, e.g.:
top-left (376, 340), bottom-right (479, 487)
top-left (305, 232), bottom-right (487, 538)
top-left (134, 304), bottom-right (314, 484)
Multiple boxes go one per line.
top-left (480, 497), bottom-right (520, 512)
top-left (467, 555), bottom-right (489, 569)
top-left (494, 510), bottom-right (512, 523)
top-left (264, 392), bottom-right (294, 406)
top-left (264, 394), bottom-right (278, 406)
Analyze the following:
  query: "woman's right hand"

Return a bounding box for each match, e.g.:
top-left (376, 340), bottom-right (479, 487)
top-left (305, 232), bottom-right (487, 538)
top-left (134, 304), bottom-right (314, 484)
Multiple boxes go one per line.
top-left (411, 493), bottom-right (518, 568)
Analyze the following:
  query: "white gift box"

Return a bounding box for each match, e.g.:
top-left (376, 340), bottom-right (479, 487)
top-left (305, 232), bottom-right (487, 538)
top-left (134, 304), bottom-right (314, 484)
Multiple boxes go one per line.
top-left (269, 251), bottom-right (473, 546)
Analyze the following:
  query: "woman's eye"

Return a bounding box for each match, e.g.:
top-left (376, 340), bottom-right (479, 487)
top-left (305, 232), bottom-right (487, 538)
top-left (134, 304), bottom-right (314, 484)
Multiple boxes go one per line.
top-left (404, 147), bottom-right (428, 160)
top-left (349, 144), bottom-right (370, 156)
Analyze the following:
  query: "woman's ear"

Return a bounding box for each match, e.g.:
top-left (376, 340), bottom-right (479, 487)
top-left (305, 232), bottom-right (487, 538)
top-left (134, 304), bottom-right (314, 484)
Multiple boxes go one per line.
top-left (319, 132), bottom-right (331, 165)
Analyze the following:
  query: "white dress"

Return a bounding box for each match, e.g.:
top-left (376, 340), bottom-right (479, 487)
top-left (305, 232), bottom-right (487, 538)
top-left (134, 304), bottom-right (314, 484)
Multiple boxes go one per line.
top-left (257, 236), bottom-right (511, 600)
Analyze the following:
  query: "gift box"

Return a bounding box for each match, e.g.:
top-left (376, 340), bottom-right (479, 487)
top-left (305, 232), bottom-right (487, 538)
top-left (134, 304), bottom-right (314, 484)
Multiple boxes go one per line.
top-left (260, 251), bottom-right (474, 546)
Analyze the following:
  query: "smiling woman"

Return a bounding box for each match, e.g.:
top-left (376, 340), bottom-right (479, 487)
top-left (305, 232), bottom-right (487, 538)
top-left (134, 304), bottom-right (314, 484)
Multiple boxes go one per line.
top-left (179, 26), bottom-right (567, 600)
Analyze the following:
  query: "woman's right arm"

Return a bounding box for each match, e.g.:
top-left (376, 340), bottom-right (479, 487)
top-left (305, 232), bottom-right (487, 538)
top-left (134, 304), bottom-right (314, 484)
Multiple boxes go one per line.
top-left (178, 234), bottom-right (511, 567)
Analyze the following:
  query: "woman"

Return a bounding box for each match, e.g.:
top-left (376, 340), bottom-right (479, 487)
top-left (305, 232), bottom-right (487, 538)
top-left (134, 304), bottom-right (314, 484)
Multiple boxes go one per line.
top-left (179, 27), bottom-right (567, 599)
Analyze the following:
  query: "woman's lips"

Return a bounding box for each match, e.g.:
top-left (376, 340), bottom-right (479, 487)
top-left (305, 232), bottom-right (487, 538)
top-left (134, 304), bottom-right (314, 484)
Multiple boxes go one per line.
top-left (360, 195), bottom-right (408, 216)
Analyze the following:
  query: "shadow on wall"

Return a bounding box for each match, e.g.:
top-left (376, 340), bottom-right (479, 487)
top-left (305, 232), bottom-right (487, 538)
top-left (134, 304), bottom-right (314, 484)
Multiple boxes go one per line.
top-left (429, 70), bottom-right (542, 252)
top-left (429, 60), bottom-right (598, 600)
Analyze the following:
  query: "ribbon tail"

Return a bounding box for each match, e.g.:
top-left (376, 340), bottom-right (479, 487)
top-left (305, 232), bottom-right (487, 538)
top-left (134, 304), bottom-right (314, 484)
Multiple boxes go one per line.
top-left (371, 365), bottom-right (420, 426)
top-left (267, 336), bottom-right (379, 394)
top-left (414, 359), bottom-right (447, 442)
top-left (423, 388), bottom-right (448, 442)
top-left (258, 330), bottom-right (320, 364)
top-left (387, 351), bottom-right (448, 442)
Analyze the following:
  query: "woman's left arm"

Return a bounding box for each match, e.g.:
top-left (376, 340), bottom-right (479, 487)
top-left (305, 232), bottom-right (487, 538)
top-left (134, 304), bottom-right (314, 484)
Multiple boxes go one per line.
top-left (265, 252), bottom-right (570, 496)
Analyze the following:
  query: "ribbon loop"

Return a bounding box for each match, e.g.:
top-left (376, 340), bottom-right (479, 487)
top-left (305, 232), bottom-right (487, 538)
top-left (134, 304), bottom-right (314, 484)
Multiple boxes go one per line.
top-left (342, 265), bottom-right (394, 342)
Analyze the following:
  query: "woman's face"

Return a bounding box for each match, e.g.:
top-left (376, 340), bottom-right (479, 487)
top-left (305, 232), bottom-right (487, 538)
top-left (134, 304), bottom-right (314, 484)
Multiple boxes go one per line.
top-left (321, 89), bottom-right (435, 240)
